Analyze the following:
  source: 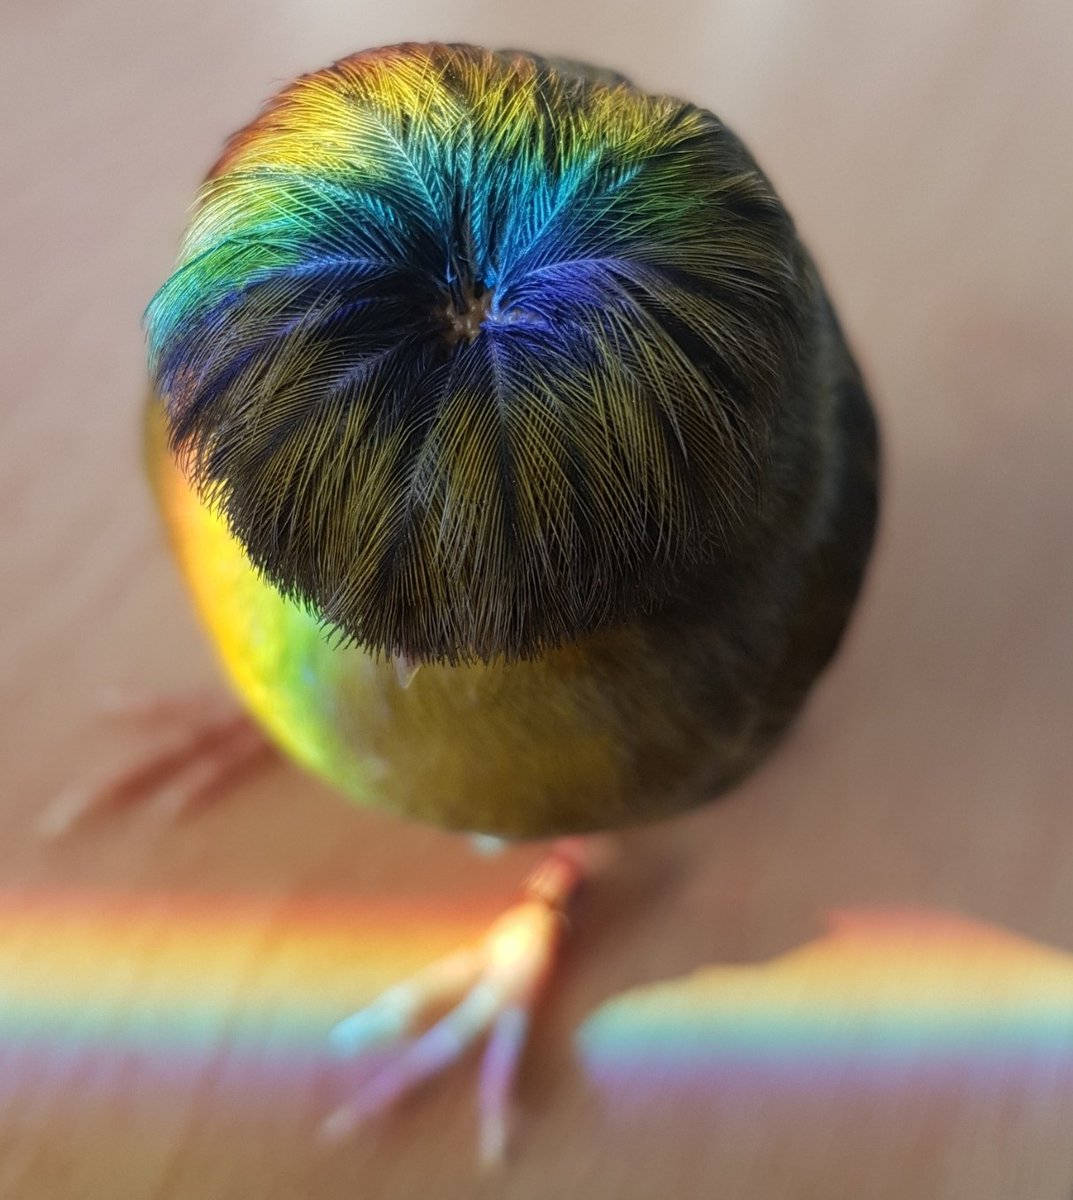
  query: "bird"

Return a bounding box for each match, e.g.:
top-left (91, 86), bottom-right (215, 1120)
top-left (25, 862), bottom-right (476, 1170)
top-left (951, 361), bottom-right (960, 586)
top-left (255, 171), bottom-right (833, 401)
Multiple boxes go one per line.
top-left (137, 41), bottom-right (879, 1163)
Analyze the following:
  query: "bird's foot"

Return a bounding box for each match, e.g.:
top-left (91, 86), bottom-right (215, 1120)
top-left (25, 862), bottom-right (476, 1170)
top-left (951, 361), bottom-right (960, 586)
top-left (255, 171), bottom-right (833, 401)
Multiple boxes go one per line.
top-left (40, 688), bottom-right (275, 837)
top-left (322, 839), bottom-right (587, 1168)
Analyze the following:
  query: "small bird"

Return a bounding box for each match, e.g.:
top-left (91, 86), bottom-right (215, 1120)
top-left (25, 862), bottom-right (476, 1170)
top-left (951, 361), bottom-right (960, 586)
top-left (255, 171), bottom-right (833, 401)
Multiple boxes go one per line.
top-left (142, 42), bottom-right (879, 1162)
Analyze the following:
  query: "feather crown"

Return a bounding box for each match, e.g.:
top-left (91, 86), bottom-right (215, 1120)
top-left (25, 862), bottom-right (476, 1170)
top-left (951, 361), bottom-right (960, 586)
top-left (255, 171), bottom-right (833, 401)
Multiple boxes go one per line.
top-left (147, 42), bottom-right (807, 662)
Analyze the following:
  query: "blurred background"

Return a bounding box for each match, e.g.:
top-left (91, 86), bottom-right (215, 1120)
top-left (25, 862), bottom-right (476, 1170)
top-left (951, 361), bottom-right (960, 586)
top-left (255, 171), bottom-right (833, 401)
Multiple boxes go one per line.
top-left (3, 2), bottom-right (1072, 1197)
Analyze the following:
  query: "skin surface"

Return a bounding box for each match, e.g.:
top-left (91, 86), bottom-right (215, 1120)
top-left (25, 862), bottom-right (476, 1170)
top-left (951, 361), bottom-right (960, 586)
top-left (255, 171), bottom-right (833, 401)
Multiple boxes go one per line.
top-left (145, 44), bottom-right (879, 837)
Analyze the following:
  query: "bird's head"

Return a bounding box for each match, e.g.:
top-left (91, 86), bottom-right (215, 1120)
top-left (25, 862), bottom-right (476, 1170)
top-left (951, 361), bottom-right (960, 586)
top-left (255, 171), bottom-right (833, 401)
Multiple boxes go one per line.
top-left (146, 42), bottom-right (808, 664)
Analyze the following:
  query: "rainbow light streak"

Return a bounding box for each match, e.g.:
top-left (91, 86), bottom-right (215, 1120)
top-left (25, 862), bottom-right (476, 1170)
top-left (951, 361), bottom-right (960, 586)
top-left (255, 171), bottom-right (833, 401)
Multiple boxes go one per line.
top-left (3, 898), bottom-right (1070, 1116)
top-left (0, 889), bottom-right (498, 1106)
top-left (578, 910), bottom-right (1073, 1100)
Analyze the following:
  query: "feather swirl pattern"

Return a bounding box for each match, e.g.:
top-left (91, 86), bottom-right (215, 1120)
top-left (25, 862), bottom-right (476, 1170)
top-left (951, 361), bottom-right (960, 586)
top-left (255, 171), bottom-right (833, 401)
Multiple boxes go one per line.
top-left (147, 42), bottom-right (808, 663)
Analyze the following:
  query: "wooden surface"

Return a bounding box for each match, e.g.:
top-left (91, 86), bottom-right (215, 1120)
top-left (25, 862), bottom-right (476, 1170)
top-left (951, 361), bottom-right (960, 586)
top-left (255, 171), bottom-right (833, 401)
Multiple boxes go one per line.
top-left (3, 3), bottom-right (1073, 1197)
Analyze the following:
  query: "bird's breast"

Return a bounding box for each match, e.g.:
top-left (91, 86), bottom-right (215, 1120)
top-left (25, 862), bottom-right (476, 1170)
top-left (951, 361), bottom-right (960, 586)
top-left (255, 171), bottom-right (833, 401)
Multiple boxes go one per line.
top-left (148, 397), bottom-right (770, 837)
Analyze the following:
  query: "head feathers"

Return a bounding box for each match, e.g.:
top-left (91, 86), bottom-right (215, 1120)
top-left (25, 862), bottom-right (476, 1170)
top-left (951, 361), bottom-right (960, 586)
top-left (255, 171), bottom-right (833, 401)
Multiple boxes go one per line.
top-left (146, 42), bottom-right (807, 663)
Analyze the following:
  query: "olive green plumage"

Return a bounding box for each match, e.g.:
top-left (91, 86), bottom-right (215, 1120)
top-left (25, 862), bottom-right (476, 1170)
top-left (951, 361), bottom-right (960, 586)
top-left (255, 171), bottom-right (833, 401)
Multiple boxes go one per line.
top-left (146, 44), bottom-right (879, 837)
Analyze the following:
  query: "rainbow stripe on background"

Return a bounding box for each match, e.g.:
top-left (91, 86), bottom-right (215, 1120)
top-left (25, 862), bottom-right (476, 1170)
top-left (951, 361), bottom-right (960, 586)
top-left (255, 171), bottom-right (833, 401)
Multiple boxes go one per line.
top-left (0, 888), bottom-right (499, 1107)
top-left (578, 910), bottom-right (1073, 1100)
top-left (2, 896), bottom-right (1071, 1113)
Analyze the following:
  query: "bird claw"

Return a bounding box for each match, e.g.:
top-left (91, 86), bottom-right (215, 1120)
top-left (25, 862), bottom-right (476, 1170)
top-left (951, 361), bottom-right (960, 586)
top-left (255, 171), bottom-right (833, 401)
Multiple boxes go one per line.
top-left (39, 688), bottom-right (275, 837)
top-left (321, 842), bottom-right (586, 1167)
